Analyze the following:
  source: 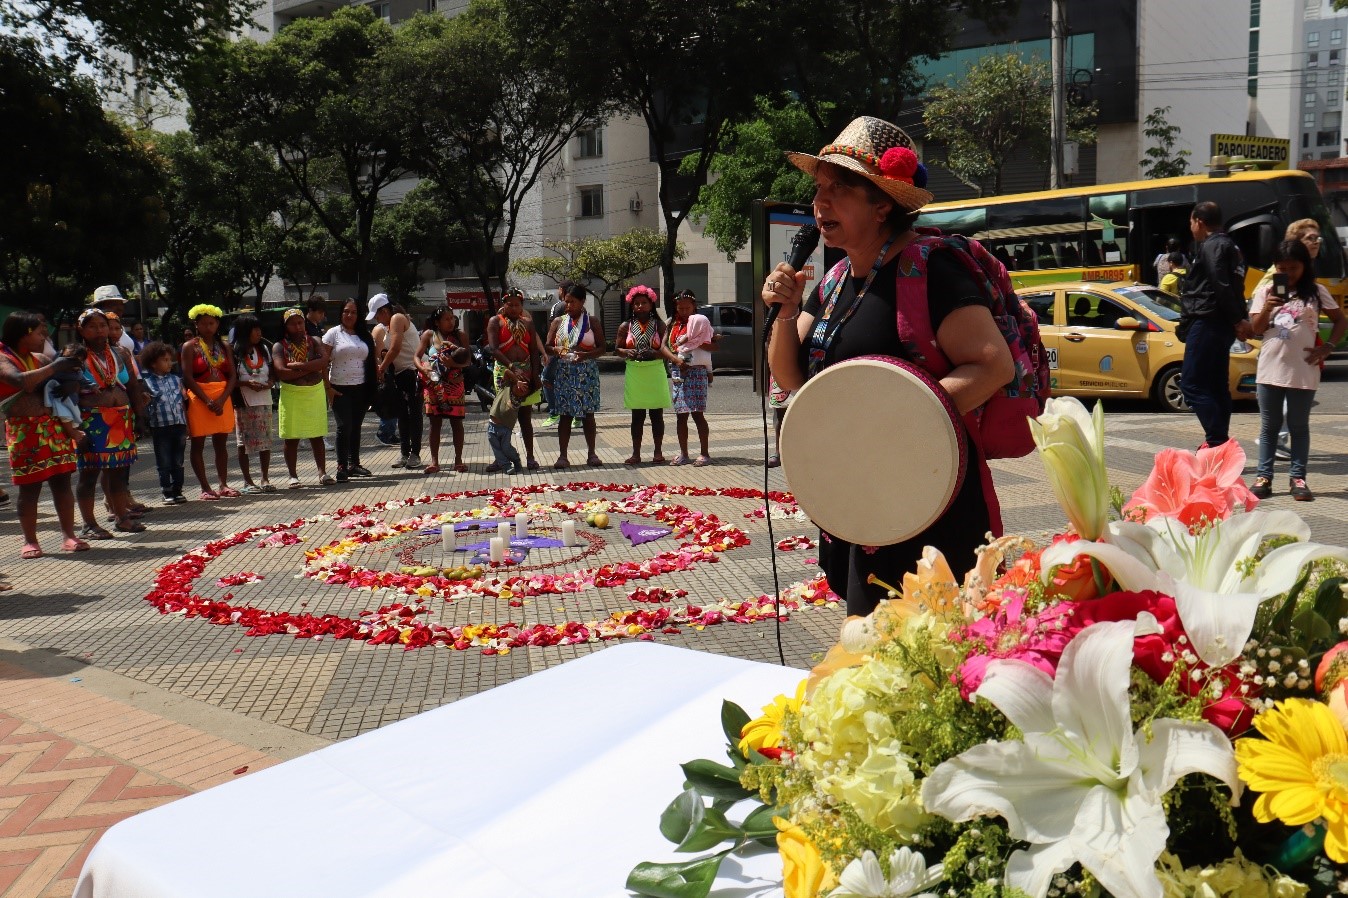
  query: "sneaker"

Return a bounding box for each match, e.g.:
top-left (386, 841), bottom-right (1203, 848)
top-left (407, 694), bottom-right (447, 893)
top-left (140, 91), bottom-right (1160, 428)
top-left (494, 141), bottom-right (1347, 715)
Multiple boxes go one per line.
top-left (541, 415), bottom-right (561, 428)
top-left (162, 496), bottom-right (178, 506)
top-left (1290, 477), bottom-right (1314, 501)
top-left (324, 439), bottom-right (335, 451)
top-left (390, 455), bottom-right (406, 469)
top-left (406, 453), bottom-right (423, 469)
top-left (335, 469), bottom-right (349, 483)
top-left (1250, 476), bottom-right (1273, 500)
top-left (171, 494), bottom-right (188, 504)
top-left (350, 465), bottom-right (372, 477)
top-left (376, 435), bottom-right (400, 447)
top-left (504, 463), bottom-right (520, 474)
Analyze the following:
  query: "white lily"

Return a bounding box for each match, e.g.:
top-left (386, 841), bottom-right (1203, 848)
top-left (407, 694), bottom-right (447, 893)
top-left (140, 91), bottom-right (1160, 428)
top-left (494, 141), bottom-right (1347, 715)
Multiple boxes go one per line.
top-left (920, 620), bottom-right (1241, 898)
top-left (1041, 508), bottom-right (1348, 667)
top-left (829, 847), bottom-right (944, 898)
top-left (1029, 397), bottom-right (1109, 540)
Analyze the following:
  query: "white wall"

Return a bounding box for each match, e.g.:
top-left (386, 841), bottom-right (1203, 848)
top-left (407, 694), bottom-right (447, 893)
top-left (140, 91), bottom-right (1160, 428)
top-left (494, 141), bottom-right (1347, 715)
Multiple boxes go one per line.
top-left (1124, 0), bottom-right (1250, 180)
top-left (1252, 0), bottom-right (1303, 143)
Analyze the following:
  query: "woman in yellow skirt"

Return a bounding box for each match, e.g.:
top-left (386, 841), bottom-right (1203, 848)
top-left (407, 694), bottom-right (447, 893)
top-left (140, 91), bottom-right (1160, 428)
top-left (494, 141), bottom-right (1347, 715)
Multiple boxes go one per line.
top-left (180, 304), bottom-right (238, 500)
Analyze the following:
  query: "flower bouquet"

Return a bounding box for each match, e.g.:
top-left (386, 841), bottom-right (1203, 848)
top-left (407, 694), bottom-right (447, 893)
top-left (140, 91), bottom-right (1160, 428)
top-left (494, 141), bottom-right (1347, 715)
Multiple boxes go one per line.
top-left (629, 398), bottom-right (1348, 898)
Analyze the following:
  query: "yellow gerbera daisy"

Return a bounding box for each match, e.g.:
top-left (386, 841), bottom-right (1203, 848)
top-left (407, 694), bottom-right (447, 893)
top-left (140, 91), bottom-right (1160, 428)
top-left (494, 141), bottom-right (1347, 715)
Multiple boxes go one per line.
top-left (738, 680), bottom-right (806, 758)
top-left (1235, 697), bottom-right (1348, 861)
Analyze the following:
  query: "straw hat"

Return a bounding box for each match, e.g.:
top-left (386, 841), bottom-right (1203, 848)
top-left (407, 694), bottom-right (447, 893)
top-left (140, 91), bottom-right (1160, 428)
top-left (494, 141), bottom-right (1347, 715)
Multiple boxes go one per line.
top-left (786, 116), bottom-right (933, 213)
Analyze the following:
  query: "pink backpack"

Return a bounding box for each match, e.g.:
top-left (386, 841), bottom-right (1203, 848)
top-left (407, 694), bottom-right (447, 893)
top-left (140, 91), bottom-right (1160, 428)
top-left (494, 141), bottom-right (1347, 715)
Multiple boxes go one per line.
top-left (819, 229), bottom-right (1051, 459)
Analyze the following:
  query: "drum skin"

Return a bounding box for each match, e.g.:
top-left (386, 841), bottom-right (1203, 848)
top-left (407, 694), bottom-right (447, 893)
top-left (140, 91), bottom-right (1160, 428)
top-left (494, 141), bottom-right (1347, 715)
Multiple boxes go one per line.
top-left (779, 355), bottom-right (966, 546)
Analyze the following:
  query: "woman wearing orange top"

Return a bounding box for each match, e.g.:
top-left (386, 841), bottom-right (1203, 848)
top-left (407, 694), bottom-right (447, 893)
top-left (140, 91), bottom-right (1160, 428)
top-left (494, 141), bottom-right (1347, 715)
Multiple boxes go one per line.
top-left (180, 304), bottom-right (238, 500)
top-left (487, 288), bottom-right (543, 471)
top-left (0, 311), bottom-right (85, 559)
top-left (75, 309), bottom-right (144, 536)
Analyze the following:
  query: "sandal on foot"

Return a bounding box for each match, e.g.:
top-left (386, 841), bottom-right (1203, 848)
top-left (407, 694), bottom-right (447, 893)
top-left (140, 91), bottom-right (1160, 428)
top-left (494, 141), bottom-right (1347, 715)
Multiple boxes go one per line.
top-left (651, 454), bottom-right (667, 464)
top-left (199, 489), bottom-right (220, 501)
top-left (587, 456), bottom-right (603, 467)
top-left (526, 459), bottom-right (540, 470)
top-left (20, 543), bottom-right (42, 559)
top-left (623, 455), bottom-right (640, 466)
top-left (767, 455), bottom-right (781, 468)
top-left (693, 455), bottom-right (711, 467)
top-left (553, 458), bottom-right (571, 469)
top-left (216, 486), bottom-right (241, 498)
top-left (129, 502), bottom-right (150, 513)
top-left (80, 526), bottom-right (113, 541)
top-left (62, 537), bottom-right (90, 552)
top-left (115, 518), bottom-right (146, 533)
top-left (669, 455), bottom-right (690, 467)
top-left (423, 464), bottom-right (440, 475)
top-left (454, 463), bottom-right (468, 473)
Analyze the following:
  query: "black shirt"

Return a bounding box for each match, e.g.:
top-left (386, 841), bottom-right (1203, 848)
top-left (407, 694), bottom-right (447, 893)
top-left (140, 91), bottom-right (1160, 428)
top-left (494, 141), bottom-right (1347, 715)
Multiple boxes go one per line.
top-left (1180, 231), bottom-right (1246, 325)
top-left (797, 247), bottom-right (993, 617)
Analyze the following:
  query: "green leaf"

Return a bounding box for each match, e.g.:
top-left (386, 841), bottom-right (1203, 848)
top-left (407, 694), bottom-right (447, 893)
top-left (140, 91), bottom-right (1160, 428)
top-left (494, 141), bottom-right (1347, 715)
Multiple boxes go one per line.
top-left (1271, 568), bottom-right (1313, 634)
top-left (625, 851), bottom-right (732, 898)
top-left (740, 803), bottom-right (784, 840)
top-left (721, 700), bottom-right (751, 752)
top-left (676, 805), bottom-right (742, 852)
top-left (682, 758), bottom-right (752, 801)
top-left (1294, 607), bottom-right (1334, 644)
top-left (659, 788), bottom-right (705, 845)
top-left (1313, 577), bottom-right (1347, 627)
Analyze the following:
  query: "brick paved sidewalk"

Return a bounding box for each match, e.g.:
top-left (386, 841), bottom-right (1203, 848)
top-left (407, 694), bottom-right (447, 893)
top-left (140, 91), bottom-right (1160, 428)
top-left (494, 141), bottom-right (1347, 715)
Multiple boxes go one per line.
top-left (5, 399), bottom-right (1348, 897)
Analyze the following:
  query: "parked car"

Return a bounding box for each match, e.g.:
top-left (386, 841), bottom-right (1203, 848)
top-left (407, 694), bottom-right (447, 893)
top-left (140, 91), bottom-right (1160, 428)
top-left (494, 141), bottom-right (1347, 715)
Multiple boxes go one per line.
top-left (701, 303), bottom-right (754, 371)
top-left (1014, 281), bottom-right (1259, 413)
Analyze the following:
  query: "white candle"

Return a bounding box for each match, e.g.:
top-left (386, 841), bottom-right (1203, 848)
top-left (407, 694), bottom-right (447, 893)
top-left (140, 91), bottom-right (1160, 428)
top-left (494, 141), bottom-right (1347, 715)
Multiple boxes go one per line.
top-left (515, 512), bottom-right (529, 539)
top-left (489, 537), bottom-right (504, 564)
top-left (561, 520), bottom-right (577, 547)
top-left (441, 524), bottom-right (454, 552)
top-left (497, 522), bottom-right (512, 545)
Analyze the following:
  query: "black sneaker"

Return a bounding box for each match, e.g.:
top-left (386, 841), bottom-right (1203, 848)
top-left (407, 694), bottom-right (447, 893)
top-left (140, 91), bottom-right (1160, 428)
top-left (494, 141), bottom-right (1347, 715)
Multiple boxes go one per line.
top-left (336, 469), bottom-right (349, 483)
top-left (1250, 477), bottom-right (1273, 500)
top-left (1290, 477), bottom-right (1314, 501)
top-left (350, 465), bottom-right (372, 477)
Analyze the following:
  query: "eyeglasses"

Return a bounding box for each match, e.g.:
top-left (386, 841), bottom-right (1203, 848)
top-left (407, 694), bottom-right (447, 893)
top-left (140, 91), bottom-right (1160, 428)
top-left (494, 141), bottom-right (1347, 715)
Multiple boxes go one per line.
top-left (1303, 234), bottom-right (1324, 244)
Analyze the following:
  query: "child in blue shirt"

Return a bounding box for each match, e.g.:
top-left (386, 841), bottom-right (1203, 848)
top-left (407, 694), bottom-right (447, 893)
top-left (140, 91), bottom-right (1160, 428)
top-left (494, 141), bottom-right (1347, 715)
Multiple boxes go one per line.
top-left (138, 341), bottom-right (188, 504)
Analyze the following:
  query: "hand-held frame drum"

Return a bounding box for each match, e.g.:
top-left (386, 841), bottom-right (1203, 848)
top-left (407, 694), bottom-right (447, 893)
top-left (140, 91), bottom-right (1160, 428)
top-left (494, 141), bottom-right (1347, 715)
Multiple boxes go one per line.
top-left (778, 355), bottom-right (966, 546)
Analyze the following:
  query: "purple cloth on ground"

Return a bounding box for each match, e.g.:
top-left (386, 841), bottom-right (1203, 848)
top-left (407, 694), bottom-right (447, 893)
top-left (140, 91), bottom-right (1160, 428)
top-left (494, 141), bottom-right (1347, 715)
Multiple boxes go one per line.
top-left (509, 536), bottom-right (565, 549)
top-left (621, 520), bottom-right (672, 546)
top-left (419, 519), bottom-right (506, 536)
top-left (468, 547), bottom-right (528, 566)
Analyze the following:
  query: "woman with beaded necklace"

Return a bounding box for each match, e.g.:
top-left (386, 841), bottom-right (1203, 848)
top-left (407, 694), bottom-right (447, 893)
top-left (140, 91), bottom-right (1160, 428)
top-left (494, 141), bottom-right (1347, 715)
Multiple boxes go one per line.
top-left (615, 285), bottom-right (670, 464)
top-left (75, 309), bottom-right (144, 536)
top-left (545, 283), bottom-right (606, 468)
top-left (273, 308), bottom-right (334, 487)
top-left (231, 313), bottom-right (276, 493)
top-left (180, 304), bottom-right (238, 500)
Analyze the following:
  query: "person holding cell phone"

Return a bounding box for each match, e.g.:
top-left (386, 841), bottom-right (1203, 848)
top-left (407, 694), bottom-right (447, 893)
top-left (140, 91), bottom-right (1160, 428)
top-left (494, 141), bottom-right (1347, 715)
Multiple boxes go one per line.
top-left (1247, 239), bottom-right (1347, 501)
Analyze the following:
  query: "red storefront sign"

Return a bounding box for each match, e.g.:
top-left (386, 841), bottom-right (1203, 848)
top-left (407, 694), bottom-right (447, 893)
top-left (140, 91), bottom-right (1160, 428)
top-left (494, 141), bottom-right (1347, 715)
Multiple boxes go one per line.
top-left (445, 291), bottom-right (492, 311)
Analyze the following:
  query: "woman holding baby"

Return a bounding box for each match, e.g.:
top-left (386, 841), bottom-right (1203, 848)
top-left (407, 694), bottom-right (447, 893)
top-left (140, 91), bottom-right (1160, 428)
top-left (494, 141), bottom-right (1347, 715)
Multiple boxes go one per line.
top-left (415, 306), bottom-right (470, 474)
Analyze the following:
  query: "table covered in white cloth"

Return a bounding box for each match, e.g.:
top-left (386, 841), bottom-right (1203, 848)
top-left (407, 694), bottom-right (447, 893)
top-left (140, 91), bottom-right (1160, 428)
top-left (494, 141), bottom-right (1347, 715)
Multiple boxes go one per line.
top-left (74, 643), bottom-right (801, 898)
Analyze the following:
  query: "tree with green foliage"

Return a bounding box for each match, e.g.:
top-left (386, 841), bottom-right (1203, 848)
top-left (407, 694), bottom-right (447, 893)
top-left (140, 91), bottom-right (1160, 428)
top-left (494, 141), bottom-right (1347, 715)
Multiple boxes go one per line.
top-left (0, 35), bottom-right (167, 318)
top-left (683, 0), bottom-right (1018, 256)
top-left (924, 51), bottom-right (1096, 196)
top-left (511, 229), bottom-right (682, 330)
top-left (1140, 106), bottom-right (1191, 180)
top-left (500, 0), bottom-right (777, 306)
top-left (369, 181), bottom-right (474, 306)
top-left (186, 5), bottom-right (410, 308)
top-left (684, 98), bottom-right (821, 259)
top-left (385, 2), bottom-right (614, 306)
top-left (5, 0), bottom-right (258, 89)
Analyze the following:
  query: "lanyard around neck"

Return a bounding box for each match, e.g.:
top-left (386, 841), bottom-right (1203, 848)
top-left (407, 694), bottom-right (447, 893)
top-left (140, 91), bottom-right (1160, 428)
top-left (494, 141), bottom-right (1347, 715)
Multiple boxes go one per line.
top-left (806, 237), bottom-right (896, 377)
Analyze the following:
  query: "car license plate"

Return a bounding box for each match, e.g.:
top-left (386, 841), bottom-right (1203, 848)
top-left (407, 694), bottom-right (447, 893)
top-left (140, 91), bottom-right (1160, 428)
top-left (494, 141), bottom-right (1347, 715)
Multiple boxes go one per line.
top-left (1046, 347), bottom-right (1058, 370)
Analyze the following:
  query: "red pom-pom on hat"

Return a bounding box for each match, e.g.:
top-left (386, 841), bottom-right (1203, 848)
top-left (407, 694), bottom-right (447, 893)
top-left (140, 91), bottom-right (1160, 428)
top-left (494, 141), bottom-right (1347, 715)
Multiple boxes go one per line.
top-left (878, 147), bottom-right (918, 183)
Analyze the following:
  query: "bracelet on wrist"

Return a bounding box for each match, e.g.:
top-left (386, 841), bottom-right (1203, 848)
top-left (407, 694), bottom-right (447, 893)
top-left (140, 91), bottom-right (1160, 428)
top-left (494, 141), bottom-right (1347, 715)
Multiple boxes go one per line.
top-left (777, 310), bottom-right (800, 322)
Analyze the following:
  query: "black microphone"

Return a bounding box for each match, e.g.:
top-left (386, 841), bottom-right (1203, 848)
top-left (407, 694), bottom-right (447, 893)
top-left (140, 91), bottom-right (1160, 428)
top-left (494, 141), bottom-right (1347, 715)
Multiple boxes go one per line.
top-left (764, 223), bottom-right (820, 335)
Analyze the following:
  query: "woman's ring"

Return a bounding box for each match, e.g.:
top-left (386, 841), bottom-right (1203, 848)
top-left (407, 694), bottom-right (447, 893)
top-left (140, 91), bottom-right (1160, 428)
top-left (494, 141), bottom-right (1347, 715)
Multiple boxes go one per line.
top-left (767, 282), bottom-right (779, 294)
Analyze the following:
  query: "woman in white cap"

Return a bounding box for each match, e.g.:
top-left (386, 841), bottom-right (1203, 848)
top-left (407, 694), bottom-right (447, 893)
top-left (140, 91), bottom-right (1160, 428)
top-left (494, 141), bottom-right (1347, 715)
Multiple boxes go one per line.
top-left (763, 116), bottom-right (1013, 618)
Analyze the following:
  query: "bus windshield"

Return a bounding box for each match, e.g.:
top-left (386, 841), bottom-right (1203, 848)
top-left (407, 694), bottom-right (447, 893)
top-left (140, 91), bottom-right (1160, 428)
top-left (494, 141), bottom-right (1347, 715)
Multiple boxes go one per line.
top-left (1282, 177), bottom-right (1345, 278)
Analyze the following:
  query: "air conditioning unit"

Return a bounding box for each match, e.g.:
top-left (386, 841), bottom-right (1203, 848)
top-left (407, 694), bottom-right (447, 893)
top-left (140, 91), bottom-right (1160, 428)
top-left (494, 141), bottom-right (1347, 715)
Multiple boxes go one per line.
top-left (628, 198), bottom-right (643, 213)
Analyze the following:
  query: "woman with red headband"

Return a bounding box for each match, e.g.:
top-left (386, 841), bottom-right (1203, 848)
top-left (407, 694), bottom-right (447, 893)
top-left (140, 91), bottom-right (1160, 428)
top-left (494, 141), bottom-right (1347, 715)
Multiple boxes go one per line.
top-left (615, 285), bottom-right (671, 464)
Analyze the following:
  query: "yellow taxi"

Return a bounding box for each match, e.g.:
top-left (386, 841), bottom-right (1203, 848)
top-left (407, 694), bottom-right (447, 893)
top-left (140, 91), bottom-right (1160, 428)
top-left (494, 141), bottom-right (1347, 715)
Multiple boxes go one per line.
top-left (1014, 282), bottom-right (1259, 412)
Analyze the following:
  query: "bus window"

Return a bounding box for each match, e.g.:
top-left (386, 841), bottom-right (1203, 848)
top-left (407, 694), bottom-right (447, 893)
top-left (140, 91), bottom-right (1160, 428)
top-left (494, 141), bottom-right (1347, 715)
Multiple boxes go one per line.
top-left (1228, 218), bottom-right (1277, 272)
top-left (1088, 194), bottom-right (1130, 266)
top-left (1283, 178), bottom-right (1346, 277)
top-left (987, 197), bottom-right (1084, 232)
top-left (917, 207), bottom-right (986, 236)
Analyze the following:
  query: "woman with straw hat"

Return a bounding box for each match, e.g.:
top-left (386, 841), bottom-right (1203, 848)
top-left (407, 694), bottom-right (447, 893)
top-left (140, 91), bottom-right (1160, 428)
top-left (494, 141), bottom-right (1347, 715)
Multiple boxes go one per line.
top-left (763, 116), bottom-right (1014, 618)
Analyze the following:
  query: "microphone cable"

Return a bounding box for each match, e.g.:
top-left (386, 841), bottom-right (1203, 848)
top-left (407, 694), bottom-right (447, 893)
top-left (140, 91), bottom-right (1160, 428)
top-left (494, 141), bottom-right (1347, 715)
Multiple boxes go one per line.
top-left (761, 331), bottom-right (787, 667)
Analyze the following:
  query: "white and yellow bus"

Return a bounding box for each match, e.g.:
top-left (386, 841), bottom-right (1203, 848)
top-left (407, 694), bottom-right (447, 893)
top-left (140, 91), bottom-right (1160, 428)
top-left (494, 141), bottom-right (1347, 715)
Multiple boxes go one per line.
top-left (916, 168), bottom-right (1346, 303)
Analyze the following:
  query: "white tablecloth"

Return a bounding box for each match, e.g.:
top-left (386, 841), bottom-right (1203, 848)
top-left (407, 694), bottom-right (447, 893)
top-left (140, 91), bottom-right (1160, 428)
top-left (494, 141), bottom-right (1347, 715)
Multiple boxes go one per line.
top-left (74, 643), bottom-right (801, 898)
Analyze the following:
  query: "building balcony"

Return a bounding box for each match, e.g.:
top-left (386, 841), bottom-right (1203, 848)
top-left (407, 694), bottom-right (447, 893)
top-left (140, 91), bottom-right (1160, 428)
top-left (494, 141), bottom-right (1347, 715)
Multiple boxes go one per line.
top-left (273, 0), bottom-right (339, 20)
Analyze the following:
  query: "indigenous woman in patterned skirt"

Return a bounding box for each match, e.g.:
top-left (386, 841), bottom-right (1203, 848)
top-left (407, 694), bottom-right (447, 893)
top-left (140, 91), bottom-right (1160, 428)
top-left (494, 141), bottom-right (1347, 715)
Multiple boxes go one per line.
top-left (486, 288), bottom-right (543, 472)
top-left (231, 314), bottom-right (275, 493)
top-left (615, 285), bottom-right (670, 465)
top-left (0, 311), bottom-right (85, 560)
top-left (662, 290), bottom-right (715, 467)
top-left (545, 283), bottom-right (606, 468)
top-left (181, 304), bottom-right (238, 500)
top-left (416, 307), bottom-right (469, 474)
top-left (75, 309), bottom-right (143, 537)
